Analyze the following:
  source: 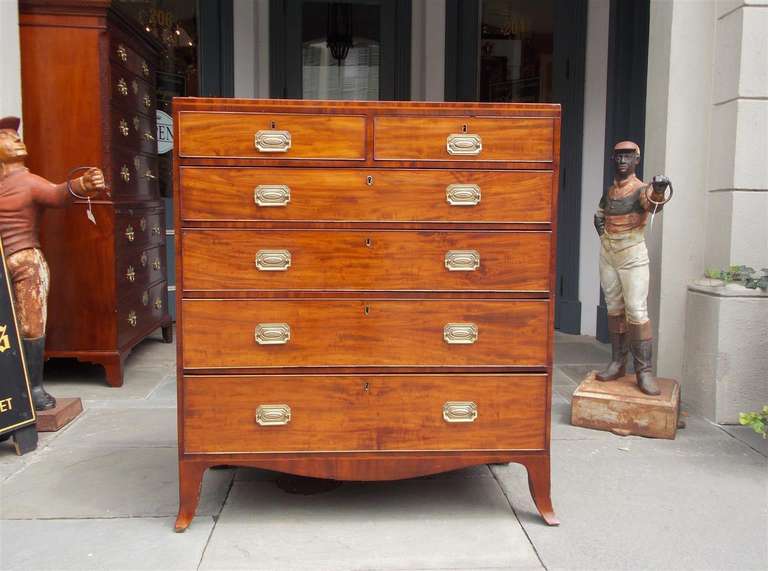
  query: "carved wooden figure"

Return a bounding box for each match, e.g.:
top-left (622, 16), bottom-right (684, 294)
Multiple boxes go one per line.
top-left (0, 117), bottom-right (105, 410)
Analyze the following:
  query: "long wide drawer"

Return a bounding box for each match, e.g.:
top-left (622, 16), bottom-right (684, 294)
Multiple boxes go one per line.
top-left (179, 167), bottom-right (553, 224)
top-left (374, 116), bottom-right (554, 162)
top-left (181, 299), bottom-right (549, 369)
top-left (181, 230), bottom-right (550, 292)
top-left (178, 112), bottom-right (366, 159)
top-left (182, 374), bottom-right (548, 453)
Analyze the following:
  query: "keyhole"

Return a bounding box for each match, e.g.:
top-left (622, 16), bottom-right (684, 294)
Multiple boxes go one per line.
top-left (270, 121), bottom-right (277, 129)
top-left (366, 175), bottom-right (374, 186)
top-left (364, 305), bottom-right (370, 316)
top-left (363, 382), bottom-right (370, 392)
top-left (365, 238), bottom-right (372, 248)
top-left (462, 123), bottom-right (468, 133)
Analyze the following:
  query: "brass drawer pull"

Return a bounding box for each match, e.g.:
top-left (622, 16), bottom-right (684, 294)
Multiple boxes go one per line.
top-left (144, 131), bottom-right (155, 141)
top-left (120, 165), bottom-right (130, 182)
top-left (255, 323), bottom-right (291, 345)
top-left (143, 94), bottom-right (152, 109)
top-left (117, 44), bottom-right (128, 62)
top-left (256, 404), bottom-right (291, 426)
top-left (117, 77), bottom-right (128, 96)
top-left (125, 225), bottom-right (135, 242)
top-left (152, 259), bottom-right (161, 271)
top-left (255, 130), bottom-right (291, 153)
top-left (446, 184), bottom-right (481, 206)
top-left (445, 250), bottom-right (480, 271)
top-left (154, 297), bottom-right (163, 310)
top-left (256, 250), bottom-right (291, 271)
top-left (443, 323), bottom-right (478, 344)
top-left (443, 401), bottom-right (478, 423)
top-left (119, 119), bottom-right (129, 137)
top-left (447, 133), bottom-right (482, 156)
top-left (254, 185), bottom-right (291, 206)
top-left (141, 60), bottom-right (150, 77)
top-left (152, 225), bottom-right (162, 236)
top-left (127, 310), bottom-right (137, 327)
top-left (125, 266), bottom-right (135, 282)
top-left (144, 170), bottom-right (156, 180)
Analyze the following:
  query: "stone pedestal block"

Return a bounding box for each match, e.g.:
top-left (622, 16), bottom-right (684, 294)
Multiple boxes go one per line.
top-left (681, 284), bottom-right (768, 424)
top-left (571, 374), bottom-right (680, 439)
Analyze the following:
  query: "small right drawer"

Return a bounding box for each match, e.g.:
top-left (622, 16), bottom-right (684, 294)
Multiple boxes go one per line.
top-left (374, 116), bottom-right (554, 162)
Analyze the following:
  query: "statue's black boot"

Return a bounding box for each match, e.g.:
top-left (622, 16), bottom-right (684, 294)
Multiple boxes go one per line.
top-left (629, 323), bottom-right (660, 396)
top-left (595, 315), bottom-right (628, 381)
top-left (23, 336), bottom-right (56, 411)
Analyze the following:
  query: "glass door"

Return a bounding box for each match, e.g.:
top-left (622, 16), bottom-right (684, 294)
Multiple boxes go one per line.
top-left (272, 0), bottom-right (411, 100)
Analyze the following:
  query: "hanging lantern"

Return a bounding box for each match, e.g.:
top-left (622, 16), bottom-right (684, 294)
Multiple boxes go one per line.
top-left (326, 3), bottom-right (353, 64)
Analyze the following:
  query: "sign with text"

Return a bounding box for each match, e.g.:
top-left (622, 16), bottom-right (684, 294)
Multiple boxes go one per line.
top-left (0, 237), bottom-right (36, 435)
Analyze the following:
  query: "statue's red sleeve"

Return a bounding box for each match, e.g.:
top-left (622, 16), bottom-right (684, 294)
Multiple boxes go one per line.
top-left (30, 174), bottom-right (73, 208)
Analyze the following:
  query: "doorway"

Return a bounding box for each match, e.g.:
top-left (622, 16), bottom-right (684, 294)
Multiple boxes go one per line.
top-left (270, 0), bottom-right (411, 100)
top-left (445, 0), bottom-right (587, 333)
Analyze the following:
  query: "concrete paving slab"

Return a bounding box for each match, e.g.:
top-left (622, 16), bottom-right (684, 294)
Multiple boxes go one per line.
top-left (492, 440), bottom-right (768, 571)
top-left (147, 379), bottom-right (178, 402)
top-left (200, 477), bottom-right (542, 570)
top-left (720, 424), bottom-right (768, 457)
top-left (0, 517), bottom-right (214, 571)
top-left (552, 367), bottom-right (577, 387)
top-left (45, 361), bottom-right (172, 400)
top-left (554, 342), bottom-right (609, 365)
top-left (0, 447), bottom-right (232, 519)
top-left (48, 408), bottom-right (177, 449)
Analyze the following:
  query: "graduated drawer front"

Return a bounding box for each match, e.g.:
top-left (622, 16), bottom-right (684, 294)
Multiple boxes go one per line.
top-left (118, 280), bottom-right (167, 347)
top-left (181, 299), bottom-right (548, 369)
top-left (374, 116), bottom-right (554, 162)
top-left (178, 112), bottom-right (366, 159)
top-left (182, 230), bottom-right (550, 292)
top-left (180, 167), bottom-right (552, 223)
top-left (183, 374), bottom-right (547, 453)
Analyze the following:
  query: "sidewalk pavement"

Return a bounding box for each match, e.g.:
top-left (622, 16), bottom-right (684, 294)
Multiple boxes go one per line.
top-left (1, 330), bottom-right (766, 571)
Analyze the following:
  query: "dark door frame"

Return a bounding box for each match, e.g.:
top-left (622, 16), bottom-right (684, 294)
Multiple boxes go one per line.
top-left (269, 0), bottom-right (412, 100)
top-left (197, 0), bottom-right (234, 97)
top-left (444, 0), bottom-right (587, 334)
top-left (596, 0), bottom-right (650, 342)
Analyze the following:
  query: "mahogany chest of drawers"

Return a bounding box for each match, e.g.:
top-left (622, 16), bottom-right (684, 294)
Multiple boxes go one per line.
top-left (173, 98), bottom-right (560, 531)
top-left (19, 1), bottom-right (172, 386)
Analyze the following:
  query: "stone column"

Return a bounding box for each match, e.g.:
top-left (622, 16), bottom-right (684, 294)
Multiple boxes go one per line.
top-left (0, 0), bottom-right (22, 121)
top-left (680, 0), bottom-right (768, 423)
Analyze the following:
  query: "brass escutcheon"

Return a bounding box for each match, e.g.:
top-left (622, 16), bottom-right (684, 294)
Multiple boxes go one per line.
top-left (154, 297), bottom-right (162, 310)
top-left (125, 225), bottom-right (135, 242)
top-left (143, 94), bottom-right (151, 109)
top-left (120, 165), bottom-right (130, 183)
top-left (152, 259), bottom-right (161, 271)
top-left (117, 78), bottom-right (128, 96)
top-left (127, 310), bottom-right (137, 327)
top-left (119, 119), bottom-right (129, 137)
top-left (125, 266), bottom-right (135, 282)
top-left (117, 44), bottom-right (127, 62)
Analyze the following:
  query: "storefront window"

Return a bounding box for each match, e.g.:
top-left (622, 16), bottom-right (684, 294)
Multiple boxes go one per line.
top-left (479, 0), bottom-right (553, 102)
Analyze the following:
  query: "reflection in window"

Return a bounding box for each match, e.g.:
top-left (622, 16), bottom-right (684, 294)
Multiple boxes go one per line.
top-left (302, 3), bottom-right (381, 100)
top-left (480, 0), bottom-right (553, 103)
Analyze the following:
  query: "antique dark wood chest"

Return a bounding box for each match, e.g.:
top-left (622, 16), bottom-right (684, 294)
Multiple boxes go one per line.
top-left (172, 98), bottom-right (560, 531)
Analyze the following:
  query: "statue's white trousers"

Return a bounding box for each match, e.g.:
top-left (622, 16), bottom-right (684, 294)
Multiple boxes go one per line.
top-left (599, 231), bottom-right (650, 324)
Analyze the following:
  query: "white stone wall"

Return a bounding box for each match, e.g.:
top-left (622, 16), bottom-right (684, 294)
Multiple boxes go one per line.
top-left (0, 0), bottom-right (22, 127)
top-left (578, 0), bottom-right (610, 336)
